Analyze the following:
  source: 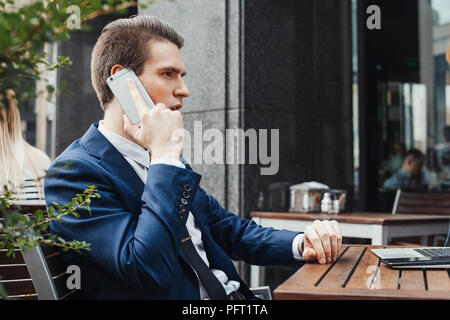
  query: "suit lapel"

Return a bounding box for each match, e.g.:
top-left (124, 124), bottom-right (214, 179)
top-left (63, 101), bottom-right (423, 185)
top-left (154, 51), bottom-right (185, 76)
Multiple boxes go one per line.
top-left (80, 124), bottom-right (144, 206)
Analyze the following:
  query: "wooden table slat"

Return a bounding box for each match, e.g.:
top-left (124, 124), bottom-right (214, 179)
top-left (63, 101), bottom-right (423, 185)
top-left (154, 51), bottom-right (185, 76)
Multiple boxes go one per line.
top-left (377, 261), bottom-right (401, 290)
top-left (280, 263), bottom-right (330, 288)
top-left (399, 270), bottom-right (426, 291)
top-left (426, 270), bottom-right (450, 291)
top-left (277, 246), bottom-right (349, 289)
top-left (345, 247), bottom-right (382, 289)
top-left (317, 247), bottom-right (366, 289)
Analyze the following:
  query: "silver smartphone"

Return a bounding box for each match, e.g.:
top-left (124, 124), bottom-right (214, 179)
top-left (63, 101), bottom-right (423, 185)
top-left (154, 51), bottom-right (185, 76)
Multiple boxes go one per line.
top-left (106, 68), bottom-right (155, 125)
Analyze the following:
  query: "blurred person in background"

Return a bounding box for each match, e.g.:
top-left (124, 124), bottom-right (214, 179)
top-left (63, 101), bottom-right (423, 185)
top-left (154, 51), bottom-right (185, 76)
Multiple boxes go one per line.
top-left (385, 142), bottom-right (406, 176)
top-left (0, 89), bottom-right (51, 202)
top-left (383, 148), bottom-right (428, 190)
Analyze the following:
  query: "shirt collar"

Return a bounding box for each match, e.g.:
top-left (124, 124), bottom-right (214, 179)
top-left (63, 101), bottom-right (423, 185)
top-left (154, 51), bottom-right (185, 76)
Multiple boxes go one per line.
top-left (98, 120), bottom-right (150, 168)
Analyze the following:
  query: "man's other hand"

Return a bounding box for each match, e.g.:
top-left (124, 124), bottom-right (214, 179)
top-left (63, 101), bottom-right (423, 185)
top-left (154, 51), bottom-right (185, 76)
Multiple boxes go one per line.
top-left (301, 220), bottom-right (342, 264)
top-left (123, 78), bottom-right (184, 160)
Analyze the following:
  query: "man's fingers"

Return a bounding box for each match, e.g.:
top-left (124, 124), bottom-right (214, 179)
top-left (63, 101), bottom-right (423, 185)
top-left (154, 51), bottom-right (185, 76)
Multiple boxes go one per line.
top-left (330, 220), bottom-right (343, 255)
top-left (323, 220), bottom-right (338, 262)
top-left (305, 224), bottom-right (326, 264)
top-left (313, 220), bottom-right (332, 263)
top-left (126, 78), bottom-right (148, 117)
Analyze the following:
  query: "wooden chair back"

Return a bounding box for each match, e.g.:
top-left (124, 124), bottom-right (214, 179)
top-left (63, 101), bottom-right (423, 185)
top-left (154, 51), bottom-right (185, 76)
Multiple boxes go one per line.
top-left (392, 190), bottom-right (450, 215)
top-left (0, 203), bottom-right (79, 300)
top-left (0, 248), bottom-right (37, 299)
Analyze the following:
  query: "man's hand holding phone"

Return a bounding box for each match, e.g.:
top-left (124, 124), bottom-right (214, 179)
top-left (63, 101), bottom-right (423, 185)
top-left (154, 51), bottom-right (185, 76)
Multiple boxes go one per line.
top-left (123, 78), bottom-right (184, 160)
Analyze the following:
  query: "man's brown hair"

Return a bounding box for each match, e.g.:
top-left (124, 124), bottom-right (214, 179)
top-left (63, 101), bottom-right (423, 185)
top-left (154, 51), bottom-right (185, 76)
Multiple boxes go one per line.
top-left (91, 16), bottom-right (184, 110)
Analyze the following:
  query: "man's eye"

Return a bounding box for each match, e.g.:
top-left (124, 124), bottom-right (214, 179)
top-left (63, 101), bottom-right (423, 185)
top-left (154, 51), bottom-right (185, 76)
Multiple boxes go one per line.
top-left (163, 72), bottom-right (172, 77)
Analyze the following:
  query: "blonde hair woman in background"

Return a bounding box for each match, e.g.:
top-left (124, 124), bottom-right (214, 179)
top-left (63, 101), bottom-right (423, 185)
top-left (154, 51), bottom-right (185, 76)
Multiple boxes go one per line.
top-left (0, 89), bottom-right (51, 203)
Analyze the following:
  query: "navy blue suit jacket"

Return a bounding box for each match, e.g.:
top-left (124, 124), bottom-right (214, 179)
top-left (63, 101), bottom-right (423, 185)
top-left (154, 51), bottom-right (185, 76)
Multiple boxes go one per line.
top-left (44, 123), bottom-right (303, 299)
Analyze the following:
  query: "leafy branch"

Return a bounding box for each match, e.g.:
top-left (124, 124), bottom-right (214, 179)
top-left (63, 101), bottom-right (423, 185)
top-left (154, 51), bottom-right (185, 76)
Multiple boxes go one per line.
top-left (0, 185), bottom-right (100, 258)
top-left (0, 0), bottom-right (160, 107)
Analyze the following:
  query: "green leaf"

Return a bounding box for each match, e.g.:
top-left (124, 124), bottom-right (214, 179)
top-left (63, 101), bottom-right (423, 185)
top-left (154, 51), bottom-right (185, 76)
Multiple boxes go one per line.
top-left (34, 209), bottom-right (43, 222)
top-left (47, 206), bottom-right (55, 217)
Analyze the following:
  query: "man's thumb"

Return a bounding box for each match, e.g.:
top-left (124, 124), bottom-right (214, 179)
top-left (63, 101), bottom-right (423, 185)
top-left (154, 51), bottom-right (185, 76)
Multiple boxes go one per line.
top-left (302, 238), bottom-right (317, 261)
top-left (303, 247), bottom-right (317, 261)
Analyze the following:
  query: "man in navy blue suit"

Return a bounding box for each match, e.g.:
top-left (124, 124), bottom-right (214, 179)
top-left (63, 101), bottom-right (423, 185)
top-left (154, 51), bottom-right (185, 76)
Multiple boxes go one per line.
top-left (44, 16), bottom-right (343, 299)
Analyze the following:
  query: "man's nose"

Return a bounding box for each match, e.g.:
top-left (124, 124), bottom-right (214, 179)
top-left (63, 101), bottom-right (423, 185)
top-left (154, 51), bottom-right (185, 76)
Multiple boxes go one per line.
top-left (175, 80), bottom-right (190, 98)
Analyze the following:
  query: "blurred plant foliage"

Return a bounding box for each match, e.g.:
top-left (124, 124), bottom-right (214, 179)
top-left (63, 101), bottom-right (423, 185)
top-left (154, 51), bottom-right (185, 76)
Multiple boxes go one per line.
top-left (0, 0), bottom-right (160, 108)
top-left (0, 185), bottom-right (100, 299)
top-left (0, 185), bottom-right (100, 257)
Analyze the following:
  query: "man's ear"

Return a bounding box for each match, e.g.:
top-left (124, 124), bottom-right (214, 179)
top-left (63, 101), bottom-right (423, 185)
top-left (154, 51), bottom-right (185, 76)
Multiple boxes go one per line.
top-left (110, 64), bottom-right (124, 76)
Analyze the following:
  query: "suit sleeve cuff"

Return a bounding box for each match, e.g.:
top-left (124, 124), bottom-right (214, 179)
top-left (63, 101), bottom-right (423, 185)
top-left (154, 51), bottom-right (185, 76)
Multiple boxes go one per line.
top-left (150, 157), bottom-right (186, 169)
top-left (292, 233), bottom-right (304, 261)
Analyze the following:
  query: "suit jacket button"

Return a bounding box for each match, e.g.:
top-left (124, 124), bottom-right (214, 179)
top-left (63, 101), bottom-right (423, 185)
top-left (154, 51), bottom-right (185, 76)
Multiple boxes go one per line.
top-left (177, 212), bottom-right (184, 219)
top-left (181, 198), bottom-right (188, 205)
top-left (184, 185), bottom-right (191, 192)
top-left (182, 191), bottom-right (190, 199)
top-left (179, 204), bottom-right (186, 212)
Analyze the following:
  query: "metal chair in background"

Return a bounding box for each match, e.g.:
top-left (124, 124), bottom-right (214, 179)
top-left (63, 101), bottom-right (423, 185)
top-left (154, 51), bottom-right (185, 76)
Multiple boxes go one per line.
top-left (21, 244), bottom-right (78, 300)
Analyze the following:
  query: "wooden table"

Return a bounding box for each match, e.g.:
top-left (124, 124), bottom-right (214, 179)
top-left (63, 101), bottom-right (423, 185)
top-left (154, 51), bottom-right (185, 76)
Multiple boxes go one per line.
top-left (250, 211), bottom-right (450, 287)
top-left (274, 245), bottom-right (450, 300)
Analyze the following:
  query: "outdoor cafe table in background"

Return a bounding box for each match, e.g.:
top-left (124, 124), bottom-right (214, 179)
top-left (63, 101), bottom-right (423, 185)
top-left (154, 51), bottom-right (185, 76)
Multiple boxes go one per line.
top-left (273, 244), bottom-right (450, 300)
top-left (249, 211), bottom-right (450, 288)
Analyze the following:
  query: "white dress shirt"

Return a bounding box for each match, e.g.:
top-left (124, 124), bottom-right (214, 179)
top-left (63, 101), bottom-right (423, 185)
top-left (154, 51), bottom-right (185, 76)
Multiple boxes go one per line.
top-left (98, 121), bottom-right (303, 299)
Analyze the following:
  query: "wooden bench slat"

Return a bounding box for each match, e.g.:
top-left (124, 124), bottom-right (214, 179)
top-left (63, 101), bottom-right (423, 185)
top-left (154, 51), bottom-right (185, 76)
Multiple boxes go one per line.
top-left (59, 289), bottom-right (81, 300)
top-left (45, 254), bottom-right (67, 277)
top-left (397, 205), bottom-right (450, 215)
top-left (40, 244), bottom-right (58, 257)
top-left (0, 265), bottom-right (31, 281)
top-left (396, 191), bottom-right (450, 215)
top-left (7, 293), bottom-right (38, 300)
top-left (53, 272), bottom-right (74, 298)
top-left (1, 279), bottom-right (36, 296)
top-left (401, 193), bottom-right (450, 201)
top-left (0, 250), bottom-right (25, 265)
